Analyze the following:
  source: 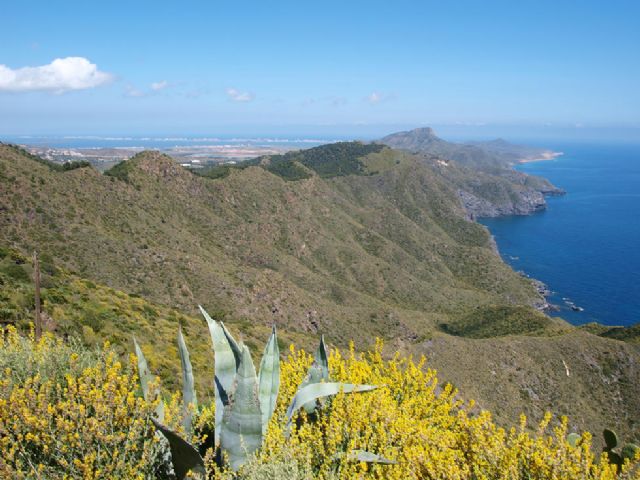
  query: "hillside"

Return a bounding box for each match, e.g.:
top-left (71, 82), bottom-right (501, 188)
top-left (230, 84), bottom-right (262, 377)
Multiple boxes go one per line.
top-left (1, 142), bottom-right (639, 446)
top-left (380, 128), bottom-right (559, 170)
top-left (0, 143), bottom-right (547, 342)
top-left (380, 128), bottom-right (565, 218)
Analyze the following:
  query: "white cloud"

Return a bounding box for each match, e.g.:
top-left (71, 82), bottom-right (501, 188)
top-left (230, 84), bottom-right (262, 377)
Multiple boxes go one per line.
top-left (0, 57), bottom-right (113, 93)
top-left (226, 87), bottom-right (254, 102)
top-left (365, 91), bottom-right (395, 105)
top-left (150, 80), bottom-right (169, 91)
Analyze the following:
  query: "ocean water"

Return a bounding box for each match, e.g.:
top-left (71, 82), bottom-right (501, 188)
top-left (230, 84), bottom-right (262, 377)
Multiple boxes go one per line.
top-left (1, 135), bottom-right (340, 149)
top-left (480, 142), bottom-right (640, 327)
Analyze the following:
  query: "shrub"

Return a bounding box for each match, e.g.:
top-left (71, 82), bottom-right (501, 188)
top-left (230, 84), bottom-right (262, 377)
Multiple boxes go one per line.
top-left (0, 263), bottom-right (30, 283)
top-left (0, 327), bottom-right (161, 479)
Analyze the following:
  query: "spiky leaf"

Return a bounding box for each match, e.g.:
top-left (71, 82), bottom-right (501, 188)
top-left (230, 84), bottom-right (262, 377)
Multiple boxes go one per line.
top-left (152, 419), bottom-right (205, 480)
top-left (258, 325), bottom-right (280, 435)
top-left (177, 327), bottom-right (197, 434)
top-left (301, 335), bottom-right (330, 413)
top-left (286, 382), bottom-right (377, 430)
top-left (133, 337), bottom-right (164, 422)
top-left (220, 345), bottom-right (263, 471)
top-left (603, 429), bottom-right (618, 450)
top-left (199, 305), bottom-right (240, 445)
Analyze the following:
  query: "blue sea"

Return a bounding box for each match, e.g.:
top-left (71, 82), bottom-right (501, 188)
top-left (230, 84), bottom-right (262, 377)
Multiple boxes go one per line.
top-left (480, 142), bottom-right (640, 327)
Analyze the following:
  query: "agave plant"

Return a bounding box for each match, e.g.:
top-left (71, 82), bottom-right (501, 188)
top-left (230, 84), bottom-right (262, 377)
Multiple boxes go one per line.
top-left (601, 429), bottom-right (639, 473)
top-left (133, 306), bottom-right (386, 477)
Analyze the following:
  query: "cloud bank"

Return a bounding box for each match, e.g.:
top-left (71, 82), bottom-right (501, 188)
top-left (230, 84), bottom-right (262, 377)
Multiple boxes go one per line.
top-left (0, 57), bottom-right (113, 93)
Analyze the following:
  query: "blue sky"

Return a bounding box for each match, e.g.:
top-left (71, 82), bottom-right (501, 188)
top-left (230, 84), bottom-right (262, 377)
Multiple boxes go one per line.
top-left (1, 0), bottom-right (639, 139)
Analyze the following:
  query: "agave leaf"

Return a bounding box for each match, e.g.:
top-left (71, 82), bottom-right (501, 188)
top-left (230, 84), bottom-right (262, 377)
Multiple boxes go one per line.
top-left (133, 337), bottom-right (164, 422)
top-left (258, 325), bottom-right (280, 435)
top-left (337, 449), bottom-right (397, 464)
top-left (199, 305), bottom-right (241, 445)
top-left (221, 321), bottom-right (242, 365)
top-left (220, 345), bottom-right (263, 471)
top-left (314, 335), bottom-right (329, 381)
top-left (214, 375), bottom-right (230, 406)
top-left (152, 419), bottom-right (205, 480)
top-left (286, 382), bottom-right (377, 431)
top-left (300, 335), bottom-right (330, 413)
top-left (177, 327), bottom-right (197, 434)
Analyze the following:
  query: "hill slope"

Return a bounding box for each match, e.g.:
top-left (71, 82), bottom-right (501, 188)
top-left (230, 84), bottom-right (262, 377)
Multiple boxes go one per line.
top-left (0, 143), bottom-right (550, 344)
top-left (1, 142), bottom-right (638, 446)
top-left (380, 128), bottom-right (564, 217)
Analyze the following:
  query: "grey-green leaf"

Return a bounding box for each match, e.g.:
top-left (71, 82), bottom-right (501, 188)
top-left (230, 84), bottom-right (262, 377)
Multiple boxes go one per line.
top-left (133, 337), bottom-right (164, 422)
top-left (315, 335), bottom-right (329, 381)
top-left (286, 382), bottom-right (377, 430)
top-left (221, 321), bottom-right (242, 366)
top-left (152, 419), bottom-right (205, 480)
top-left (199, 305), bottom-right (240, 445)
top-left (177, 327), bottom-right (197, 434)
top-left (258, 325), bottom-right (280, 435)
top-left (300, 335), bottom-right (330, 413)
top-left (220, 345), bottom-right (263, 471)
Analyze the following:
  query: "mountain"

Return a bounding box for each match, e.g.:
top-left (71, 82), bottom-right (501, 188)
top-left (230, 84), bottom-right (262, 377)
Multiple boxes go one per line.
top-left (1, 141), bottom-right (638, 446)
top-left (380, 127), bottom-right (560, 170)
top-left (380, 128), bottom-right (565, 218)
top-left (0, 142), bottom-right (546, 341)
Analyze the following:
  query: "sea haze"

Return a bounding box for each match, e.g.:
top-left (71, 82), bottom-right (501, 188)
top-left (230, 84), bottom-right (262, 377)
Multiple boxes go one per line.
top-left (481, 141), bottom-right (640, 327)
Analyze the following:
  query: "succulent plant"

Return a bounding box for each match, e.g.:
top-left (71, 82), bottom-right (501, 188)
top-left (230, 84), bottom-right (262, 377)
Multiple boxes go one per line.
top-left (601, 428), bottom-right (639, 473)
top-left (134, 306), bottom-right (385, 477)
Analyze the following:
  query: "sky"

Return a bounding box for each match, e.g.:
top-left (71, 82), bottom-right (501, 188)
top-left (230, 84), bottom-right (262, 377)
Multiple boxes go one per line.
top-left (1, 0), bottom-right (639, 140)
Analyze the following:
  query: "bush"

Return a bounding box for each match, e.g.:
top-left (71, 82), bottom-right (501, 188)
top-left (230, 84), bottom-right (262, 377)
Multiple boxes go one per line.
top-left (200, 340), bottom-right (635, 479)
top-left (0, 327), bottom-right (161, 478)
top-left (1, 331), bottom-right (637, 479)
top-left (0, 263), bottom-right (30, 283)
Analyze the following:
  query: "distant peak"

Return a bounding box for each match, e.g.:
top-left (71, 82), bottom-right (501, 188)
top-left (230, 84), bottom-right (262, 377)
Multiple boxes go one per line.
top-left (410, 127), bottom-right (437, 137)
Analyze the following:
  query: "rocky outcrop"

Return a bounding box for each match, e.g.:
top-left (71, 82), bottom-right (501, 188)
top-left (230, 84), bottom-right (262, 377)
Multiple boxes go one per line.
top-left (458, 188), bottom-right (546, 219)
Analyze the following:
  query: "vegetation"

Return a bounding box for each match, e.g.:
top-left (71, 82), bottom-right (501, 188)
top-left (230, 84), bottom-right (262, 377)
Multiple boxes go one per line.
top-left (1, 143), bottom-right (639, 447)
top-left (262, 142), bottom-right (384, 178)
top-left (1, 326), bottom-right (639, 479)
top-left (143, 311), bottom-right (377, 474)
top-left (194, 142), bottom-right (383, 182)
top-left (0, 143), bottom-right (90, 172)
top-left (0, 327), bottom-right (162, 478)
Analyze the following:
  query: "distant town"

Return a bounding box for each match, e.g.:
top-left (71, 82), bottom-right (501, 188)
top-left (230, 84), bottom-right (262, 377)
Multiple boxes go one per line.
top-left (21, 144), bottom-right (297, 171)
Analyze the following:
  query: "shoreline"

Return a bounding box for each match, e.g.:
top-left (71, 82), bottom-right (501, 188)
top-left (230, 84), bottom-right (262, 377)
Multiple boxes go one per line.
top-left (517, 151), bottom-right (563, 164)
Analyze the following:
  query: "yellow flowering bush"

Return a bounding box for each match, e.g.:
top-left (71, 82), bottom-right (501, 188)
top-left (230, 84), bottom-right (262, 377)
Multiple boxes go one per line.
top-left (213, 340), bottom-right (639, 480)
top-left (0, 326), bottom-right (162, 479)
top-left (2, 327), bottom-right (639, 480)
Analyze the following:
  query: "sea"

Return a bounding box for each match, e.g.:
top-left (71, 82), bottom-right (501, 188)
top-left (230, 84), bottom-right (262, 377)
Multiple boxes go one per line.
top-left (480, 141), bottom-right (640, 327)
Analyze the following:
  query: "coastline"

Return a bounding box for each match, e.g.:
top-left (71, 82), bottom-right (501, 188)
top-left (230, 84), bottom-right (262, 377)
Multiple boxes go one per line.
top-left (518, 151), bottom-right (563, 164)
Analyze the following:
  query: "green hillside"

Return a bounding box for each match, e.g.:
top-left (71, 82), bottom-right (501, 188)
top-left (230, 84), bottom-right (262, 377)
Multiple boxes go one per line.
top-left (1, 142), bottom-right (639, 447)
top-left (0, 143), bottom-right (546, 344)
